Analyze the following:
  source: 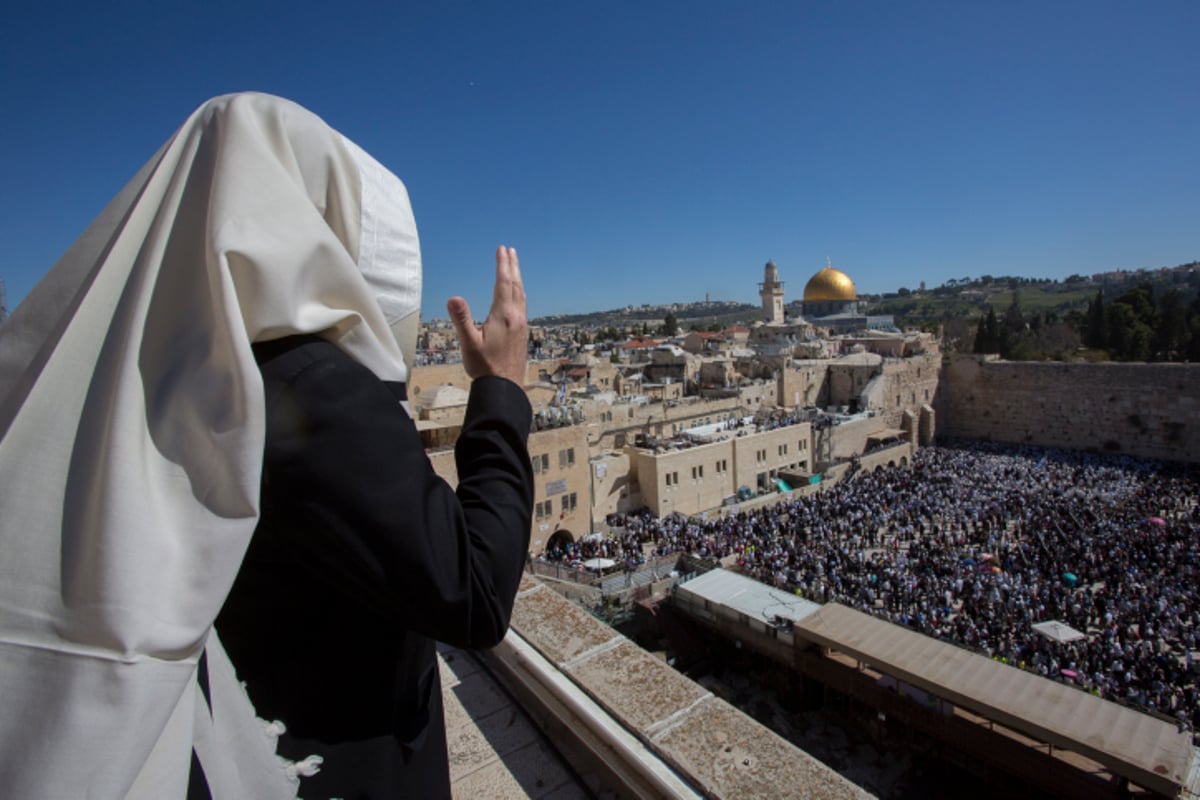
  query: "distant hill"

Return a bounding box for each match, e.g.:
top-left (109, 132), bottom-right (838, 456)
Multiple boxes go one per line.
top-left (858, 280), bottom-right (1096, 328)
top-left (531, 261), bottom-right (1199, 331)
top-left (860, 263), bottom-right (1197, 328)
top-left (532, 300), bottom-right (761, 330)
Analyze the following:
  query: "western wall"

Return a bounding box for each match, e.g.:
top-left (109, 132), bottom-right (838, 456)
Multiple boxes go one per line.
top-left (938, 354), bottom-right (1200, 463)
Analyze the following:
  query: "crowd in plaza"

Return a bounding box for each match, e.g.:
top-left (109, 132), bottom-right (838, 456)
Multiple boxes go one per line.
top-left (554, 439), bottom-right (1200, 732)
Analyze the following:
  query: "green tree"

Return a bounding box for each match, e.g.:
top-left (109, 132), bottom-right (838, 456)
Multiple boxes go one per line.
top-left (1000, 291), bottom-right (1025, 357)
top-left (1153, 289), bottom-right (1188, 360)
top-left (659, 312), bottom-right (678, 337)
top-left (973, 308), bottom-right (1001, 354)
top-left (1188, 316), bottom-right (1200, 361)
top-left (1114, 283), bottom-right (1156, 328)
top-left (1106, 302), bottom-right (1152, 361)
top-left (1083, 289), bottom-right (1107, 349)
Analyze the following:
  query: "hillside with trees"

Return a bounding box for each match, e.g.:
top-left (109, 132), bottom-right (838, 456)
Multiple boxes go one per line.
top-left (864, 263), bottom-right (1197, 362)
top-left (966, 269), bottom-right (1198, 362)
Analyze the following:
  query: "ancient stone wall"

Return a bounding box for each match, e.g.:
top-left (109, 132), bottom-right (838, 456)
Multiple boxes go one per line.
top-left (863, 354), bottom-right (941, 429)
top-left (778, 361), bottom-right (830, 408)
top-left (939, 354), bottom-right (1200, 463)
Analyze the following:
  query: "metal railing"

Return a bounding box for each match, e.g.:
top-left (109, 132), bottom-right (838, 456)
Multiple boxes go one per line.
top-left (527, 552), bottom-right (683, 587)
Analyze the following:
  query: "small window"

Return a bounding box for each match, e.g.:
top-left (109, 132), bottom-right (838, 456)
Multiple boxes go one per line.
top-left (532, 455), bottom-right (542, 474)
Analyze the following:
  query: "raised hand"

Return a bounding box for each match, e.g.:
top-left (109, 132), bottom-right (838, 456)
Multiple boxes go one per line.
top-left (447, 246), bottom-right (528, 386)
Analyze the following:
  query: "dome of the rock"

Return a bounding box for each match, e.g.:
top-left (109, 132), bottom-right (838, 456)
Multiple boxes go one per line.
top-left (802, 265), bottom-right (857, 303)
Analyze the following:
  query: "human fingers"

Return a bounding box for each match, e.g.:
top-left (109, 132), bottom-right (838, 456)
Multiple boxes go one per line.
top-left (507, 247), bottom-right (526, 306)
top-left (492, 245), bottom-right (512, 310)
top-left (447, 296), bottom-right (481, 351)
top-left (493, 246), bottom-right (526, 307)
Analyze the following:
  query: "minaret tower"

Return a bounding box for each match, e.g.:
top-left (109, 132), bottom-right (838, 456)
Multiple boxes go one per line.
top-left (758, 259), bottom-right (785, 324)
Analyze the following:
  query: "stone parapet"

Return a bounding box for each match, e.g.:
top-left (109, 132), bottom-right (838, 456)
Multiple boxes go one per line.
top-left (505, 575), bottom-right (873, 800)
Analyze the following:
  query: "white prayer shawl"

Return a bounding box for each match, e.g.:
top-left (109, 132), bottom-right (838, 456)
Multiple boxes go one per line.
top-left (0, 93), bottom-right (421, 798)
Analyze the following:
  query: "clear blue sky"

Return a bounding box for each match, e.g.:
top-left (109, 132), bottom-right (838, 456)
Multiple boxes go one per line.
top-left (3, 1), bottom-right (1197, 319)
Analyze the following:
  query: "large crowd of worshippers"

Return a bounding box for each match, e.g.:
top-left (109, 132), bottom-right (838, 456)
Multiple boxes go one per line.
top-left (541, 439), bottom-right (1200, 734)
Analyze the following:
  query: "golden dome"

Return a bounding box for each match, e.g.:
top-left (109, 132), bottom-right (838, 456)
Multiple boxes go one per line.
top-left (803, 264), bottom-right (857, 303)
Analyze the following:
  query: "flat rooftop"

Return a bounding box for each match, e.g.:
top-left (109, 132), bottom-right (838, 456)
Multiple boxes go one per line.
top-left (674, 567), bottom-right (822, 626)
top-left (794, 603), bottom-right (1194, 798)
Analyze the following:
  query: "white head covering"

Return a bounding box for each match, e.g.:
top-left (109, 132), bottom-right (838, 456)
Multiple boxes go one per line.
top-left (0, 93), bottom-right (421, 798)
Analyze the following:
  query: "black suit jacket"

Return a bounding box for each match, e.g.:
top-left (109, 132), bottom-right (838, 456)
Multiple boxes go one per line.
top-left (215, 335), bottom-right (533, 799)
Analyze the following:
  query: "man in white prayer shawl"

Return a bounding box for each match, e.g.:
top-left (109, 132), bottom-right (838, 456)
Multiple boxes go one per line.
top-left (0, 92), bottom-right (534, 799)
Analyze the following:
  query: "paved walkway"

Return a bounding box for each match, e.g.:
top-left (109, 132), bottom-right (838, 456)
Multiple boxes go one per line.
top-left (439, 644), bottom-right (594, 799)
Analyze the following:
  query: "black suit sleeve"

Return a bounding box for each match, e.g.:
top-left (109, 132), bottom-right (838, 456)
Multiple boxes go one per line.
top-left (256, 338), bottom-right (533, 649)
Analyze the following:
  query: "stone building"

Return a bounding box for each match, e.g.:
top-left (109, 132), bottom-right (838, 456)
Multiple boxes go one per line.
top-left (629, 422), bottom-right (815, 517)
top-left (589, 449), bottom-right (641, 527)
top-left (588, 394), bottom-right (747, 451)
top-left (526, 424), bottom-right (592, 556)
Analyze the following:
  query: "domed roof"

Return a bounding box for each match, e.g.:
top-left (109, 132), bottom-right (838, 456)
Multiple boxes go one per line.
top-left (803, 261), bottom-right (857, 303)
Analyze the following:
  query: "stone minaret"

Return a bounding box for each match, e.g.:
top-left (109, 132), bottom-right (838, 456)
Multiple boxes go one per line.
top-left (758, 260), bottom-right (785, 324)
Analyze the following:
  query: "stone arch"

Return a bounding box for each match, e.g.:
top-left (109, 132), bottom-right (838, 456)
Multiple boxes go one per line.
top-left (887, 460), bottom-right (896, 469)
top-left (900, 456), bottom-right (908, 467)
top-left (546, 529), bottom-right (576, 554)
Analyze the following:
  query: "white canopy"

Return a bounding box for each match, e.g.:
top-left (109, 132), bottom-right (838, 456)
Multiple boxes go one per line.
top-left (1031, 620), bottom-right (1087, 643)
